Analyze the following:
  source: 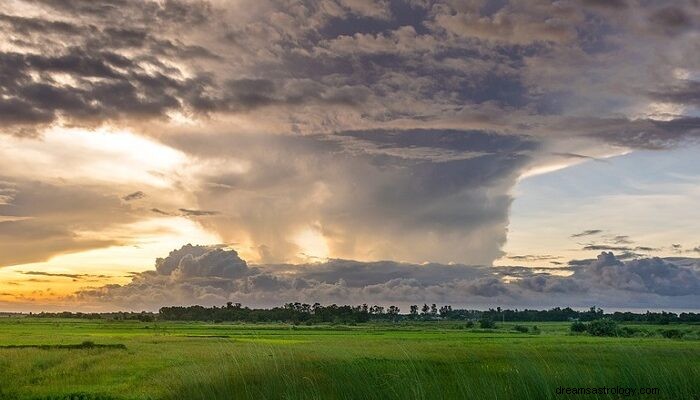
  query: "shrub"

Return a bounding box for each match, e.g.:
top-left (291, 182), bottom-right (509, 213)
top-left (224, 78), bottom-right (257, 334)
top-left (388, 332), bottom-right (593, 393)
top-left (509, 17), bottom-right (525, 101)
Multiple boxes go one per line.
top-left (464, 321), bottom-right (474, 328)
top-left (479, 317), bottom-right (496, 329)
top-left (570, 321), bottom-right (587, 333)
top-left (586, 319), bottom-right (619, 337)
top-left (531, 325), bottom-right (540, 335)
top-left (619, 326), bottom-right (647, 337)
top-left (512, 325), bottom-right (529, 333)
top-left (660, 329), bottom-right (684, 339)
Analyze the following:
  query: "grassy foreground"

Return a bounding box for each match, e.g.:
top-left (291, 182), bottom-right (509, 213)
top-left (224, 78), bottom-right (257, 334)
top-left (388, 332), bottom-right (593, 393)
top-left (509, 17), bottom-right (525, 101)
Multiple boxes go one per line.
top-left (0, 319), bottom-right (698, 400)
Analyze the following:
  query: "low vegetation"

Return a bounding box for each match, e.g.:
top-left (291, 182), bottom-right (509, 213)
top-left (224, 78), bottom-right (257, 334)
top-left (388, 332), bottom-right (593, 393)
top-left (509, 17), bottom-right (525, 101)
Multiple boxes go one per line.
top-left (0, 318), bottom-right (697, 399)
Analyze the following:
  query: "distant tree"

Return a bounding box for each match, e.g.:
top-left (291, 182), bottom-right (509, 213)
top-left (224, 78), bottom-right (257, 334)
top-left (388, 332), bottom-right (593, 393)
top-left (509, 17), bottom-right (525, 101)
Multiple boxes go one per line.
top-left (421, 304), bottom-right (430, 315)
top-left (387, 306), bottom-right (400, 322)
top-left (36, 304), bottom-right (700, 325)
top-left (439, 305), bottom-right (452, 317)
top-left (370, 305), bottom-right (384, 315)
top-left (410, 305), bottom-right (418, 319)
top-left (430, 304), bottom-right (438, 317)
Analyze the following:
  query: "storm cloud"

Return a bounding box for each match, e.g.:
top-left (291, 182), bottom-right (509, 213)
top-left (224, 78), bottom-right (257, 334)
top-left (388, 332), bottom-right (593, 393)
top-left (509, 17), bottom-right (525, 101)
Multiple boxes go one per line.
top-left (1, 0), bottom-right (699, 288)
top-left (2, 0), bottom-right (698, 140)
top-left (75, 245), bottom-right (700, 310)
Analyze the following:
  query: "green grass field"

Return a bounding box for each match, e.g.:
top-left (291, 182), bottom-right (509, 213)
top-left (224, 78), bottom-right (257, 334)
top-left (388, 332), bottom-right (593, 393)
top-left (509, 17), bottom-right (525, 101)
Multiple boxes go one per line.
top-left (0, 319), bottom-right (698, 400)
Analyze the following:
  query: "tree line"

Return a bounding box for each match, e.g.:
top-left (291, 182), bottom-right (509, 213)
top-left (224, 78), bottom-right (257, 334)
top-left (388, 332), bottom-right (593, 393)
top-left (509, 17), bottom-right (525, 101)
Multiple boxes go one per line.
top-left (27, 304), bottom-right (700, 324)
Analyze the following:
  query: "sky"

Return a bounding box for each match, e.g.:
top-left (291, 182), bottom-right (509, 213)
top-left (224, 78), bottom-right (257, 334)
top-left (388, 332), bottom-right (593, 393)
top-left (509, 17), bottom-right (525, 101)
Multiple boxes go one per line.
top-left (0, 0), bottom-right (699, 312)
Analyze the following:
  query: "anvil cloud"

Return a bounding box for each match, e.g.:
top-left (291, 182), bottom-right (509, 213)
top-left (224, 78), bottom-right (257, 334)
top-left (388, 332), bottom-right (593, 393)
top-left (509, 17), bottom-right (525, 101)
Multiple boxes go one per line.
top-left (0, 0), bottom-right (698, 310)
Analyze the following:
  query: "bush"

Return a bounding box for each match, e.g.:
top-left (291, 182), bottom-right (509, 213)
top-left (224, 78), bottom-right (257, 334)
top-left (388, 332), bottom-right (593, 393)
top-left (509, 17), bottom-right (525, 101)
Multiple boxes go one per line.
top-left (619, 326), bottom-right (647, 337)
top-left (660, 329), bottom-right (684, 339)
top-left (586, 319), bottom-right (619, 337)
top-left (513, 325), bottom-right (529, 333)
top-left (531, 325), bottom-right (540, 335)
top-left (460, 321), bottom-right (474, 329)
top-left (570, 321), bottom-right (587, 333)
top-left (479, 317), bottom-right (496, 329)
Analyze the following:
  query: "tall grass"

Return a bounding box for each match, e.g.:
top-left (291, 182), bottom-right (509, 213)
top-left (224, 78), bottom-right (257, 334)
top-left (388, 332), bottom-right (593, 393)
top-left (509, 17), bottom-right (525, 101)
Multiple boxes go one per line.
top-left (160, 339), bottom-right (700, 400)
top-left (0, 320), bottom-right (698, 400)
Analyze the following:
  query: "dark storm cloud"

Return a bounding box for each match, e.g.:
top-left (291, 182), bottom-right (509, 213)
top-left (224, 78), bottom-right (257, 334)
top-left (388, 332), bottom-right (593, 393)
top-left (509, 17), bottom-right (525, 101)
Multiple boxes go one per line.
top-left (215, 78), bottom-right (371, 112)
top-left (578, 252), bottom-right (700, 296)
top-left (2, 0), bottom-right (700, 271)
top-left (2, 0), bottom-right (699, 149)
top-left (568, 258), bottom-right (596, 267)
top-left (0, 13), bottom-right (83, 35)
top-left (160, 129), bottom-right (533, 264)
top-left (648, 6), bottom-right (694, 35)
top-left (27, 0), bottom-right (212, 25)
top-left (75, 245), bottom-right (700, 310)
top-left (580, 0), bottom-right (627, 9)
top-left (0, 49), bottom-right (210, 132)
top-left (155, 244), bottom-right (249, 279)
top-left (556, 117), bottom-right (700, 150)
top-left (337, 129), bottom-right (537, 153)
top-left (517, 274), bottom-right (587, 294)
top-left (0, 1), bottom-right (220, 134)
top-left (649, 81), bottom-right (700, 106)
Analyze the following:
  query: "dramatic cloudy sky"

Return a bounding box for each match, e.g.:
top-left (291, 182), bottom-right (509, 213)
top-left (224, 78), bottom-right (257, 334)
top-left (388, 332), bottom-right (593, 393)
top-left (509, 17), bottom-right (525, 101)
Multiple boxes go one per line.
top-left (0, 0), bottom-right (698, 311)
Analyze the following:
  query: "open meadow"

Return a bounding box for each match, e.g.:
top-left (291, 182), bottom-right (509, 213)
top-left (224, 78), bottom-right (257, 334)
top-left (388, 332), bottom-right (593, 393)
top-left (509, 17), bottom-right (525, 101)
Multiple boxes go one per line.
top-left (0, 319), bottom-right (698, 400)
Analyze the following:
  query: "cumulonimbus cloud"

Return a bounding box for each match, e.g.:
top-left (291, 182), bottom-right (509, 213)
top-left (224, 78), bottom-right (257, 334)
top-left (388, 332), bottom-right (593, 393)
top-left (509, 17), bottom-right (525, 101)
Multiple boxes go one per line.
top-left (1, 0), bottom-right (699, 268)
